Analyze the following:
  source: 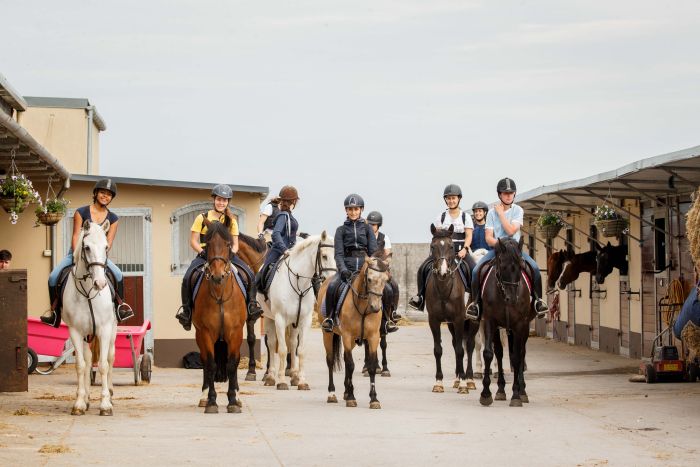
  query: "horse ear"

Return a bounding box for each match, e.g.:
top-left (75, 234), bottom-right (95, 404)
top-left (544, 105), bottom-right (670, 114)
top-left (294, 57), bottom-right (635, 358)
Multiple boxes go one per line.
top-left (430, 224), bottom-right (437, 236)
top-left (321, 230), bottom-right (327, 241)
top-left (82, 219), bottom-right (91, 232)
top-left (606, 241), bottom-right (611, 247)
top-left (384, 252), bottom-right (393, 266)
top-left (448, 224), bottom-right (454, 235)
top-left (102, 219), bottom-right (110, 233)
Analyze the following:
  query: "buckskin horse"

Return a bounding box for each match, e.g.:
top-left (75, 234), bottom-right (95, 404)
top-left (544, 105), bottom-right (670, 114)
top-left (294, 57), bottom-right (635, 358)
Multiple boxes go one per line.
top-left (480, 237), bottom-right (535, 407)
top-left (193, 220), bottom-right (247, 414)
top-left (425, 225), bottom-right (480, 395)
top-left (316, 255), bottom-right (391, 409)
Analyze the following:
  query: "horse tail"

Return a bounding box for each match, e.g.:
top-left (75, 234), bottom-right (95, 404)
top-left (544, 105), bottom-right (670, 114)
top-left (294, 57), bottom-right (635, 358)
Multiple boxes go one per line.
top-left (214, 340), bottom-right (229, 383)
top-left (332, 333), bottom-right (343, 371)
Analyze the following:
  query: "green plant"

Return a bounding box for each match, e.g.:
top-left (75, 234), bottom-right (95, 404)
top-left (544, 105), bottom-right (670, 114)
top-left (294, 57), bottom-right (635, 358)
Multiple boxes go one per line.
top-left (35, 197), bottom-right (69, 215)
top-left (537, 211), bottom-right (565, 227)
top-left (0, 173), bottom-right (41, 223)
top-left (594, 204), bottom-right (623, 221)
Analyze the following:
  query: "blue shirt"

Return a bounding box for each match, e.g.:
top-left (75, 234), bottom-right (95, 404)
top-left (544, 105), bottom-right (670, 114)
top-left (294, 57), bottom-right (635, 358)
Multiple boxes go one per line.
top-left (485, 203), bottom-right (524, 242)
top-left (76, 205), bottom-right (119, 227)
top-left (471, 223), bottom-right (492, 251)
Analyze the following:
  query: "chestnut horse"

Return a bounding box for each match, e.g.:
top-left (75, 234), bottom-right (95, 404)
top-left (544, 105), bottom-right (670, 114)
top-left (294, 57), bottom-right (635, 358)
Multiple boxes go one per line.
top-left (193, 221), bottom-right (247, 414)
top-left (316, 255), bottom-right (391, 409)
top-left (546, 249), bottom-right (571, 292)
top-left (557, 250), bottom-right (597, 289)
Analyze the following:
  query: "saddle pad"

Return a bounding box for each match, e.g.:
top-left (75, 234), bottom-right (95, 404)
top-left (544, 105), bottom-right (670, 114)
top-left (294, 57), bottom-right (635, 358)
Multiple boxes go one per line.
top-left (192, 265), bottom-right (247, 303)
top-left (321, 282), bottom-right (350, 318)
top-left (481, 266), bottom-right (532, 296)
top-left (262, 257), bottom-right (285, 294)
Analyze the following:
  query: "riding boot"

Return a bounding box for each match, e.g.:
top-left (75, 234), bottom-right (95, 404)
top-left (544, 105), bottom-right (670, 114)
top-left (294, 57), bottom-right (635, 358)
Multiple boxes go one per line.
top-left (176, 278), bottom-right (193, 331)
top-left (40, 286), bottom-right (62, 328)
top-left (246, 281), bottom-right (264, 322)
top-left (114, 279), bottom-right (135, 322)
top-left (465, 271), bottom-right (481, 321)
top-left (531, 271), bottom-right (549, 319)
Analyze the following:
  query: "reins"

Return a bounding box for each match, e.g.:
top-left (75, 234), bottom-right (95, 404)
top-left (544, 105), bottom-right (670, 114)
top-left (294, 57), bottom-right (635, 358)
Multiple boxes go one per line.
top-left (348, 261), bottom-right (387, 343)
top-left (71, 230), bottom-right (109, 343)
top-left (202, 242), bottom-right (236, 342)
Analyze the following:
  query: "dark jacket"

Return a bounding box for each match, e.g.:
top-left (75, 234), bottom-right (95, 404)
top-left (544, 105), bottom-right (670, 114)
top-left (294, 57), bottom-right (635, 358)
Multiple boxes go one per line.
top-left (271, 211), bottom-right (298, 253)
top-left (334, 218), bottom-right (377, 274)
top-left (470, 223), bottom-right (492, 251)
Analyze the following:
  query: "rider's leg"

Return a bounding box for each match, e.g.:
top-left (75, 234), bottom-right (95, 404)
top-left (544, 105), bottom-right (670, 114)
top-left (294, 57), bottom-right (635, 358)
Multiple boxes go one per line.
top-left (408, 257), bottom-right (433, 310)
top-left (232, 254), bottom-right (264, 321)
top-left (107, 259), bottom-right (134, 322)
top-left (176, 254), bottom-right (206, 330)
top-left (41, 251), bottom-right (74, 327)
top-left (388, 277), bottom-right (401, 321)
top-left (522, 251), bottom-right (548, 318)
top-left (382, 282), bottom-right (399, 333)
top-left (466, 250), bottom-right (495, 320)
top-left (322, 275), bottom-right (343, 333)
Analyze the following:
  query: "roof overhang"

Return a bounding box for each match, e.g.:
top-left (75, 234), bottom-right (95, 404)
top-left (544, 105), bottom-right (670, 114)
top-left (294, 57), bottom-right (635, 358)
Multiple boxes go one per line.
top-left (70, 174), bottom-right (268, 196)
top-left (0, 73), bottom-right (28, 111)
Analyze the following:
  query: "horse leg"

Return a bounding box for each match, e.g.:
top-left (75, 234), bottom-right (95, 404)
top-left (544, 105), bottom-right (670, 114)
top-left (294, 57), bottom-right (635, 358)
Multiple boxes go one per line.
top-left (380, 333), bottom-right (390, 377)
top-left (98, 333), bottom-right (114, 416)
top-left (446, 323), bottom-right (460, 389)
top-left (509, 328), bottom-right (525, 407)
top-left (227, 343), bottom-right (242, 413)
top-left (263, 318), bottom-right (276, 386)
top-left (465, 323), bottom-right (477, 390)
top-left (362, 340), bottom-right (370, 377)
top-left (324, 332), bottom-right (338, 403)
top-left (475, 322), bottom-right (484, 378)
top-left (288, 327), bottom-right (301, 386)
top-left (429, 318), bottom-right (444, 393)
top-left (480, 319), bottom-right (494, 406)
top-left (295, 321), bottom-right (311, 390)
top-left (342, 335), bottom-right (357, 407)
top-left (69, 329), bottom-right (88, 415)
top-left (199, 371), bottom-right (208, 407)
top-left (107, 333), bottom-right (116, 398)
top-left (494, 331), bottom-right (506, 401)
top-left (367, 333), bottom-right (381, 409)
top-left (204, 352), bottom-right (219, 413)
top-left (519, 333), bottom-right (529, 403)
top-left (274, 318), bottom-right (289, 390)
top-left (82, 340), bottom-right (92, 408)
top-left (245, 318), bottom-right (257, 381)
top-left (453, 321), bottom-right (468, 395)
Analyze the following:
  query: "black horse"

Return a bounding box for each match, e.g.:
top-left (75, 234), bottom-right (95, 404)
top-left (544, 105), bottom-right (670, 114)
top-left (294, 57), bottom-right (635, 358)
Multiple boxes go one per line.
top-left (363, 276), bottom-right (400, 377)
top-left (594, 241), bottom-right (628, 284)
top-left (480, 237), bottom-right (534, 407)
top-left (425, 225), bottom-right (480, 394)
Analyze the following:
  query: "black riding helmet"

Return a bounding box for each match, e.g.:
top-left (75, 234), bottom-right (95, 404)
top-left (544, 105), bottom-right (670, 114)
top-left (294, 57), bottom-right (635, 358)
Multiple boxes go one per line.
top-left (367, 211), bottom-right (383, 226)
top-left (472, 201), bottom-right (488, 213)
top-left (93, 179), bottom-right (117, 198)
top-left (344, 194), bottom-right (365, 208)
top-left (443, 184), bottom-right (462, 199)
top-left (496, 178), bottom-right (517, 194)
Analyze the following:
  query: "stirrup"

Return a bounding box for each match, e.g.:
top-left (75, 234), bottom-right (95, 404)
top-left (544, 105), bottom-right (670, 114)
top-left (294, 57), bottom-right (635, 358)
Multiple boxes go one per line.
top-left (175, 305), bottom-right (192, 331)
top-left (40, 310), bottom-right (60, 327)
top-left (116, 303), bottom-right (135, 322)
top-left (534, 299), bottom-right (549, 319)
top-left (247, 302), bottom-right (263, 321)
top-left (465, 303), bottom-right (480, 321)
top-left (408, 295), bottom-right (423, 311)
top-left (321, 318), bottom-right (334, 333)
top-left (384, 321), bottom-right (399, 334)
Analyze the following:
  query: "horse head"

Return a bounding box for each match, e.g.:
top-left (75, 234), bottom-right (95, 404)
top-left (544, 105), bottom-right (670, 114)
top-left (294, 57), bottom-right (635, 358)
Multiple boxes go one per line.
top-left (594, 242), bottom-right (613, 285)
top-left (546, 249), bottom-right (570, 292)
top-left (316, 231), bottom-right (336, 281)
top-left (364, 255), bottom-right (391, 313)
top-left (495, 237), bottom-right (524, 304)
top-left (77, 220), bottom-right (110, 290)
top-left (430, 224), bottom-right (455, 280)
top-left (203, 219), bottom-right (233, 284)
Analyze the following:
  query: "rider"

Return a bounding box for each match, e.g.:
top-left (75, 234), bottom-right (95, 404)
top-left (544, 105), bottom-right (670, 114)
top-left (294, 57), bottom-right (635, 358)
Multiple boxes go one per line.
top-left (367, 210), bottom-right (399, 334)
top-left (256, 186), bottom-right (300, 294)
top-left (321, 194), bottom-right (378, 333)
top-left (41, 179), bottom-right (134, 327)
top-left (408, 184), bottom-right (475, 311)
top-left (470, 201), bottom-right (492, 251)
top-left (465, 178), bottom-right (549, 321)
top-left (175, 184), bottom-right (264, 331)
top-left (257, 194), bottom-right (281, 243)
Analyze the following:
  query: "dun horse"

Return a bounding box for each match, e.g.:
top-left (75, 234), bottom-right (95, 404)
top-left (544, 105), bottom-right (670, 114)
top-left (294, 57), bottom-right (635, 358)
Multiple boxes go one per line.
top-left (316, 255), bottom-right (391, 409)
top-left (193, 221), bottom-right (247, 414)
top-left (425, 226), bottom-right (480, 394)
top-left (480, 237), bottom-right (534, 407)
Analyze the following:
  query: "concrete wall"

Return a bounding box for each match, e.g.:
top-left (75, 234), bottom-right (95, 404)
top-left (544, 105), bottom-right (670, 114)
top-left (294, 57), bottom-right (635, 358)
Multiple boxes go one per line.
top-left (389, 243), bottom-right (430, 312)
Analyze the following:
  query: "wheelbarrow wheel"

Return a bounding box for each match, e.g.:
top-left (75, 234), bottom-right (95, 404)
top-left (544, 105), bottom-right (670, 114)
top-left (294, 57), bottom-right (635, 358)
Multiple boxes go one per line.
top-left (140, 353), bottom-right (152, 384)
top-left (688, 362), bottom-right (699, 382)
top-left (27, 348), bottom-right (38, 375)
top-left (645, 363), bottom-right (656, 384)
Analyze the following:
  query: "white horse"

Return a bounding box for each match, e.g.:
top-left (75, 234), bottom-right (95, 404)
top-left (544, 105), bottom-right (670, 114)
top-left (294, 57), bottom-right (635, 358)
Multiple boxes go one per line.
top-left (62, 220), bottom-right (117, 416)
top-left (260, 233), bottom-right (336, 390)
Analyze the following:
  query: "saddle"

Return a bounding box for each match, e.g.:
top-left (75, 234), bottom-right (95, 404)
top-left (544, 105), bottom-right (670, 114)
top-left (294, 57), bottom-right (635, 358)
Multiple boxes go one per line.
top-left (478, 258), bottom-right (534, 296)
top-left (189, 262), bottom-right (248, 305)
top-left (52, 265), bottom-right (120, 311)
top-left (256, 256), bottom-right (285, 298)
top-left (322, 278), bottom-right (351, 318)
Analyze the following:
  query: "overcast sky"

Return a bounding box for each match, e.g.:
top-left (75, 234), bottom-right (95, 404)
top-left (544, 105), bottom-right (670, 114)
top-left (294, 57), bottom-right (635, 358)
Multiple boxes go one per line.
top-left (3, 1), bottom-right (700, 241)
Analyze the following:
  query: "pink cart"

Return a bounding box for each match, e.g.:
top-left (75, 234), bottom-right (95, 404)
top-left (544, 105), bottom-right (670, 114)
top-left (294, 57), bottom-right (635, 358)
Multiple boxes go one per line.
top-left (91, 320), bottom-right (153, 385)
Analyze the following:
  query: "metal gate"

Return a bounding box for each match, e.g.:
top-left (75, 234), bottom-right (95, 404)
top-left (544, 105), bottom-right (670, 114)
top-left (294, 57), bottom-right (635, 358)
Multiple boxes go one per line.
top-left (0, 270), bottom-right (28, 391)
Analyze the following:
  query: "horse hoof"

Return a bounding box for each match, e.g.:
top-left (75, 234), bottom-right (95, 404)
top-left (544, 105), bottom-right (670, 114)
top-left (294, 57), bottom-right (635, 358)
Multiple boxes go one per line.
top-left (236, 399), bottom-right (243, 408)
top-left (264, 378), bottom-right (275, 387)
top-left (198, 399), bottom-right (208, 407)
top-left (480, 395), bottom-right (493, 406)
top-left (297, 383), bottom-right (310, 391)
top-left (369, 401), bottom-right (381, 410)
top-left (510, 398), bottom-right (523, 407)
top-left (204, 405), bottom-right (219, 414)
top-left (71, 407), bottom-right (85, 416)
top-left (290, 376), bottom-right (300, 386)
top-left (467, 382), bottom-right (477, 390)
top-left (453, 380), bottom-right (460, 389)
top-left (520, 394), bottom-right (529, 404)
top-left (276, 383), bottom-right (289, 391)
top-left (458, 387), bottom-right (469, 395)
top-left (432, 385), bottom-right (444, 393)
top-left (99, 408), bottom-right (113, 416)
top-left (381, 370), bottom-right (391, 377)
top-left (362, 370), bottom-right (369, 377)
top-left (346, 400), bottom-right (357, 408)
top-left (227, 405), bottom-right (242, 414)
top-left (245, 372), bottom-right (256, 382)
top-left (327, 395), bottom-right (338, 403)
top-left (495, 392), bottom-right (507, 401)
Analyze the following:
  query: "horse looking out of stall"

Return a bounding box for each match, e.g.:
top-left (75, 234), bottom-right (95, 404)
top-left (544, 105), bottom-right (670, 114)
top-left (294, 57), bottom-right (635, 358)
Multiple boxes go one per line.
top-left (546, 249), bottom-right (572, 292)
top-left (594, 242), bottom-right (628, 285)
top-left (557, 250), bottom-right (597, 289)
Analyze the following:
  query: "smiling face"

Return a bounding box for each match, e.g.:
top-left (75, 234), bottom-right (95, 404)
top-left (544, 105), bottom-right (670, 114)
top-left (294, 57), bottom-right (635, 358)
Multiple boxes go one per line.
top-left (473, 208), bottom-right (486, 222)
top-left (213, 196), bottom-right (230, 213)
top-left (444, 195), bottom-right (460, 209)
top-left (94, 189), bottom-right (113, 206)
top-left (346, 207), bottom-right (361, 220)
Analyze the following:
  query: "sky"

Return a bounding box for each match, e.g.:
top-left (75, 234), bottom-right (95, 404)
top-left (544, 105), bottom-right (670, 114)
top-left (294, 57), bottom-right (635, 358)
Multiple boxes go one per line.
top-left (3, 1), bottom-right (700, 242)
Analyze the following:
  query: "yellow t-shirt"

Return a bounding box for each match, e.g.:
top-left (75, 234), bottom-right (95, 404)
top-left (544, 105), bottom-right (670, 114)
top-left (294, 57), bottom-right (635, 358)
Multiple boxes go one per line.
top-left (191, 210), bottom-right (239, 248)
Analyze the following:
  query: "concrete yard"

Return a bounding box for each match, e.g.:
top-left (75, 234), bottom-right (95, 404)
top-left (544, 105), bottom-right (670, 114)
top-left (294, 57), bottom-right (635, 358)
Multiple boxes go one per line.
top-left (1, 322), bottom-right (699, 466)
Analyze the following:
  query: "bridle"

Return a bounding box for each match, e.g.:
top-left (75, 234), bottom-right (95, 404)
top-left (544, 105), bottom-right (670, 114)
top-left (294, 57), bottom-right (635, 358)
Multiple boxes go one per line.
top-left (71, 229), bottom-right (109, 342)
top-left (494, 247), bottom-right (523, 299)
top-left (348, 259), bottom-right (389, 343)
top-left (203, 239), bottom-right (236, 341)
top-left (429, 239), bottom-right (462, 301)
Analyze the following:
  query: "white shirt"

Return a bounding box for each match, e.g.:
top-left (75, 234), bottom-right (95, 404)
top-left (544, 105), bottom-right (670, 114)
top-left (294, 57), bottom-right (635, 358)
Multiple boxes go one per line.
top-left (485, 203), bottom-right (524, 242)
top-left (433, 209), bottom-right (474, 232)
top-left (382, 233), bottom-right (392, 250)
top-left (260, 203), bottom-right (273, 216)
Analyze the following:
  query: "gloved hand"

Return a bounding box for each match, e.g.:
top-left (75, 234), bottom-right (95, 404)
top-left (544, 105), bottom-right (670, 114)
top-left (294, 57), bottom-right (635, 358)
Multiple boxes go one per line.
top-left (340, 269), bottom-right (352, 282)
top-left (258, 232), bottom-right (265, 240)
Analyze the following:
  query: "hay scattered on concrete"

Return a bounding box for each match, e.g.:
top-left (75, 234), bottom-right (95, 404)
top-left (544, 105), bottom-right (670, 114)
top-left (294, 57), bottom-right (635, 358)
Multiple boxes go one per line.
top-left (395, 316), bottom-right (412, 326)
top-left (238, 357), bottom-right (263, 370)
top-left (38, 444), bottom-right (72, 454)
top-left (35, 393), bottom-right (73, 402)
top-left (13, 408), bottom-right (32, 416)
top-left (686, 189), bottom-right (700, 271)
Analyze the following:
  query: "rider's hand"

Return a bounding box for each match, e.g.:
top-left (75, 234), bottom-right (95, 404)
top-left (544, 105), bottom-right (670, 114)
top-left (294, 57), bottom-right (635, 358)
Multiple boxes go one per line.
top-left (257, 232), bottom-right (265, 240)
top-left (457, 248), bottom-right (467, 259)
top-left (341, 270), bottom-right (352, 282)
top-left (494, 203), bottom-right (505, 215)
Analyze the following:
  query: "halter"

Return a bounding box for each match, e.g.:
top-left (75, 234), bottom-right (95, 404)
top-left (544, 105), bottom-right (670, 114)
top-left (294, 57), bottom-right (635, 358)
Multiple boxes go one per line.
top-left (71, 229), bottom-right (109, 342)
top-left (347, 260), bottom-right (389, 343)
top-left (494, 248), bottom-right (523, 299)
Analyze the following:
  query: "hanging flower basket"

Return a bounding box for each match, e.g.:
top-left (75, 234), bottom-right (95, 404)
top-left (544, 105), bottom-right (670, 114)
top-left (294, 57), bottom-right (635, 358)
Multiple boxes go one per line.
top-left (35, 197), bottom-right (69, 227)
top-left (536, 211), bottom-right (565, 240)
top-left (36, 211), bottom-right (64, 226)
top-left (594, 204), bottom-right (627, 238)
top-left (537, 223), bottom-right (562, 240)
top-left (0, 196), bottom-right (30, 214)
top-left (0, 160), bottom-right (41, 224)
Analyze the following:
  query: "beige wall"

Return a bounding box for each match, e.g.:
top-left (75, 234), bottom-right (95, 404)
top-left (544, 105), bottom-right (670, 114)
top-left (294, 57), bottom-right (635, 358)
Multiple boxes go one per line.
top-left (626, 201), bottom-right (643, 334)
top-left (573, 217), bottom-right (592, 327)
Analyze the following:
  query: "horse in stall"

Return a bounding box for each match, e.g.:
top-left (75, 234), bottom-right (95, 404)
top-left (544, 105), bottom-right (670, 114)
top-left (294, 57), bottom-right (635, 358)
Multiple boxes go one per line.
top-left (192, 221), bottom-right (247, 414)
top-left (546, 249), bottom-right (572, 292)
top-left (594, 241), bottom-right (628, 285)
top-left (259, 233), bottom-right (336, 390)
top-left (425, 226), bottom-right (480, 395)
top-left (316, 255), bottom-right (392, 409)
top-left (62, 220), bottom-right (117, 416)
top-left (480, 237), bottom-right (535, 407)
top-left (557, 250), bottom-right (597, 289)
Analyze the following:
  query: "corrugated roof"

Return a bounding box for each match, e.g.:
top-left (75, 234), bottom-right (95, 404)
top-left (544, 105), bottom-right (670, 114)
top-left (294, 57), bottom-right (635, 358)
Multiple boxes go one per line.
top-left (24, 96), bottom-right (107, 131)
top-left (70, 174), bottom-right (268, 196)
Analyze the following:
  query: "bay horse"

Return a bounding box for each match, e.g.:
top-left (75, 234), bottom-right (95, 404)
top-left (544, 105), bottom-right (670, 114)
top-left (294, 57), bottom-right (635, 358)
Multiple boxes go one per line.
top-left (259, 233), bottom-right (336, 391)
top-left (193, 220), bottom-right (247, 414)
top-left (316, 255), bottom-right (391, 409)
top-left (425, 225), bottom-right (480, 395)
top-left (594, 241), bottom-right (628, 284)
top-left (546, 249), bottom-right (571, 292)
top-left (557, 250), bottom-right (597, 289)
top-left (62, 220), bottom-right (117, 416)
top-left (480, 237), bottom-right (535, 407)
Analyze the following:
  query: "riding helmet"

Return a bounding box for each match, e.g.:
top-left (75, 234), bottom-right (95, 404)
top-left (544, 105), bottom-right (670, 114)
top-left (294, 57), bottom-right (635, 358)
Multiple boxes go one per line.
top-left (93, 179), bottom-right (117, 198)
top-left (367, 211), bottom-right (383, 226)
top-left (472, 201), bottom-right (489, 213)
top-left (344, 193), bottom-right (365, 208)
top-left (443, 184), bottom-right (462, 199)
top-left (211, 184), bottom-right (233, 199)
top-left (279, 185), bottom-right (299, 201)
top-left (496, 178), bottom-right (517, 194)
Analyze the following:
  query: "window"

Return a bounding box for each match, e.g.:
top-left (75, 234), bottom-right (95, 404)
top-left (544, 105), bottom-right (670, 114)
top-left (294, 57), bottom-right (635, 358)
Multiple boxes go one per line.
top-left (170, 201), bottom-right (245, 275)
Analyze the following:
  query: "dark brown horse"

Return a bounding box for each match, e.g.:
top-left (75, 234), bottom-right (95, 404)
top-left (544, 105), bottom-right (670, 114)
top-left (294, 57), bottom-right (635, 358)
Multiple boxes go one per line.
top-left (557, 250), bottom-right (597, 289)
top-left (480, 237), bottom-right (534, 407)
top-left (546, 249), bottom-right (571, 292)
top-left (193, 221), bottom-right (247, 414)
top-left (425, 225), bottom-right (480, 394)
top-left (594, 242), bottom-right (628, 284)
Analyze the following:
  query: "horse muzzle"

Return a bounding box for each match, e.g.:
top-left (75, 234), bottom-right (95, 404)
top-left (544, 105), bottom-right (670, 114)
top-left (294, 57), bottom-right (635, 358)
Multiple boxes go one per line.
top-left (94, 278), bottom-right (108, 290)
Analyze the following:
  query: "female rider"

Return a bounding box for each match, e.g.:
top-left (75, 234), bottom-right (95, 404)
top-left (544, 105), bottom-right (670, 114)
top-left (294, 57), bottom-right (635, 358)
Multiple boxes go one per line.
top-left (367, 210), bottom-right (399, 333)
top-left (41, 179), bottom-right (134, 327)
top-left (466, 178), bottom-right (548, 320)
top-left (176, 184), bottom-right (263, 331)
top-left (470, 201), bottom-right (491, 251)
top-left (321, 194), bottom-right (377, 333)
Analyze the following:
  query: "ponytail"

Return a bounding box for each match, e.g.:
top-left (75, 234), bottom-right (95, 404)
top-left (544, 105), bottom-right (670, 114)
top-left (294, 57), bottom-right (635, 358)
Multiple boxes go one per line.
top-left (224, 207), bottom-right (235, 227)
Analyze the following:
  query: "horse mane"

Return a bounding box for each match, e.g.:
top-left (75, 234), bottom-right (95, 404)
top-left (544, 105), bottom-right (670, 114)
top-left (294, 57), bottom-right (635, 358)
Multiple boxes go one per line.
top-left (239, 232), bottom-right (267, 253)
top-left (204, 221), bottom-right (233, 245)
top-left (289, 235), bottom-right (321, 256)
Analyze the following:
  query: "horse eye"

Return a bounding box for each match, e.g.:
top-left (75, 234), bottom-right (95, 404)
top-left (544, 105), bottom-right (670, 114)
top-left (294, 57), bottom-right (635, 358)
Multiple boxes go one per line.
top-left (85, 246), bottom-right (90, 251)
